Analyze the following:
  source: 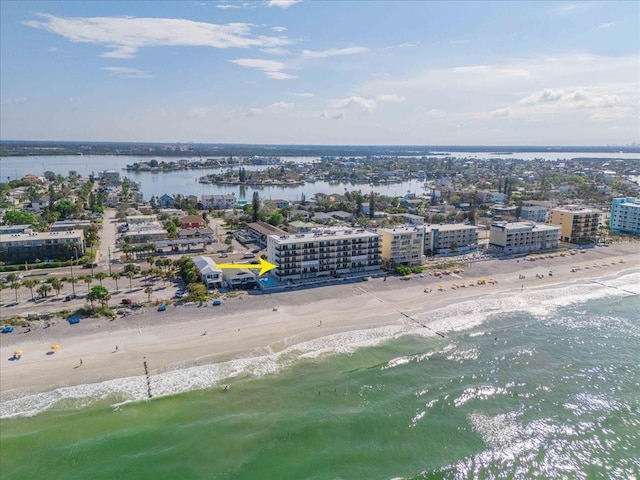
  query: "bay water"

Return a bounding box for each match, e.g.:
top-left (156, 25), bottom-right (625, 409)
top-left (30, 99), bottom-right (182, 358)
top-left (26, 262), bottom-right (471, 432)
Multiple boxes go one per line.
top-left (1, 273), bottom-right (639, 479)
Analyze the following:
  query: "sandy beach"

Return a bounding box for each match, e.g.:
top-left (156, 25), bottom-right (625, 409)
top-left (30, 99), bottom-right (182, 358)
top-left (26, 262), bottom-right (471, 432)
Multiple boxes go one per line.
top-left (1, 243), bottom-right (638, 397)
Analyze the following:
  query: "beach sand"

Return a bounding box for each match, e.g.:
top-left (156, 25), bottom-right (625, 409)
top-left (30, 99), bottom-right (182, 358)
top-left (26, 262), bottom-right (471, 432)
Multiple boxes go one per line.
top-left (1, 243), bottom-right (638, 396)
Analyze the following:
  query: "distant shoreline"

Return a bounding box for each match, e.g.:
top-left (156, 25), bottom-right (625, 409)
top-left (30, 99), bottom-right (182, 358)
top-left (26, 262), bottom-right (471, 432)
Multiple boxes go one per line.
top-left (2, 141), bottom-right (639, 158)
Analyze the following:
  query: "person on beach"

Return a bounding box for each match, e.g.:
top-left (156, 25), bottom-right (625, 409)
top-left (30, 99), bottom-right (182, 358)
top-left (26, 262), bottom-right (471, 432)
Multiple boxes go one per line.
top-left (80, 359), bottom-right (83, 366)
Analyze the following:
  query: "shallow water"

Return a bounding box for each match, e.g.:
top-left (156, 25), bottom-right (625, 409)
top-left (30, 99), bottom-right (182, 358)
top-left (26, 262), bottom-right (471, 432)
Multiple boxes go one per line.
top-left (1, 275), bottom-right (639, 479)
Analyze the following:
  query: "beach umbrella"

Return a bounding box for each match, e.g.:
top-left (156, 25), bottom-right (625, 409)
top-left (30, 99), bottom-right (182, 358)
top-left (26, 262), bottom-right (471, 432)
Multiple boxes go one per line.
top-left (51, 344), bottom-right (60, 351)
top-left (14, 349), bottom-right (23, 356)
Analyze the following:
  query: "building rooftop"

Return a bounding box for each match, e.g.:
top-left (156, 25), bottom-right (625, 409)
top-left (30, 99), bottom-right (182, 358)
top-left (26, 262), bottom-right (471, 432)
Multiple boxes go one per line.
top-left (270, 227), bottom-right (378, 244)
top-left (1, 229), bottom-right (84, 241)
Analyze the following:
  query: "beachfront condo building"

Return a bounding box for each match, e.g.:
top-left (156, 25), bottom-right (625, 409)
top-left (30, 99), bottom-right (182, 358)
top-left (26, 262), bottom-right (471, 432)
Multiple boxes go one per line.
top-left (548, 206), bottom-right (601, 243)
top-left (610, 197), bottom-right (640, 235)
top-left (0, 228), bottom-right (86, 264)
top-left (520, 201), bottom-right (551, 223)
top-left (266, 228), bottom-right (381, 283)
top-left (378, 226), bottom-right (425, 267)
top-left (424, 224), bottom-right (479, 255)
top-left (488, 221), bottom-right (560, 254)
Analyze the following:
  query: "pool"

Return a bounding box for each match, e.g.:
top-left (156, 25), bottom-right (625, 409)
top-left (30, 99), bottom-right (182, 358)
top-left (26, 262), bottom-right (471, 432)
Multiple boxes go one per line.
top-left (259, 277), bottom-right (278, 287)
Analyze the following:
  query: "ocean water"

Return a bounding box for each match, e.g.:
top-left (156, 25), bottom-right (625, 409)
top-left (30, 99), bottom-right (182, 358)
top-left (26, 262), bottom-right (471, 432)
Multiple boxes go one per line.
top-left (1, 273), bottom-right (639, 479)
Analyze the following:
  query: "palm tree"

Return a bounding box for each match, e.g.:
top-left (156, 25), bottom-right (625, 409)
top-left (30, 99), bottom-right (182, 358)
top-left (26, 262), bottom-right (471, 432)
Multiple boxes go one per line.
top-left (50, 278), bottom-right (63, 297)
top-left (10, 281), bottom-right (20, 302)
top-left (144, 286), bottom-right (153, 302)
top-left (68, 276), bottom-right (79, 296)
top-left (95, 272), bottom-right (108, 285)
top-left (126, 270), bottom-right (135, 289)
top-left (22, 279), bottom-right (37, 300)
top-left (111, 272), bottom-right (121, 291)
top-left (37, 283), bottom-right (52, 298)
top-left (83, 275), bottom-right (93, 293)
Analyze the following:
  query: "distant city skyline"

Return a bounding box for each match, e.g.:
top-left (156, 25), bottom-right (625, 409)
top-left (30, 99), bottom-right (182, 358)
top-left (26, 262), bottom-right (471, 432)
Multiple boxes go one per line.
top-left (1, 0), bottom-right (638, 146)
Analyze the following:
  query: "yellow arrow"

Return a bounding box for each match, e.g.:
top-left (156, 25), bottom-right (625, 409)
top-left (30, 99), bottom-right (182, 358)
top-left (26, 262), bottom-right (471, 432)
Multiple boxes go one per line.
top-left (217, 257), bottom-right (278, 276)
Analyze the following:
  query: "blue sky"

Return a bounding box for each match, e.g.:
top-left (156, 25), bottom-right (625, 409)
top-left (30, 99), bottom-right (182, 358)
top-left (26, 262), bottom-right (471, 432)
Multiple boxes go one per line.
top-left (1, 0), bottom-right (638, 145)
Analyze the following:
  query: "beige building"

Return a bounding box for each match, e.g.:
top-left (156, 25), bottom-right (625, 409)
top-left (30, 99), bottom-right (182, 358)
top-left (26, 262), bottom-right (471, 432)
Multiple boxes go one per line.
top-left (267, 228), bottom-right (381, 283)
top-left (378, 226), bottom-right (425, 267)
top-left (488, 222), bottom-right (559, 253)
top-left (549, 206), bottom-right (601, 243)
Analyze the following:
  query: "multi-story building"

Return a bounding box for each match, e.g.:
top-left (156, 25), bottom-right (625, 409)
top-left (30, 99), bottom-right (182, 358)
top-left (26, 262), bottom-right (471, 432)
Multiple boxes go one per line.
top-left (267, 228), bottom-right (381, 283)
top-left (520, 201), bottom-right (551, 223)
top-left (488, 222), bottom-right (559, 253)
top-left (122, 222), bottom-right (167, 246)
top-left (424, 224), bottom-right (479, 254)
top-left (610, 197), bottom-right (640, 235)
top-left (192, 256), bottom-right (223, 289)
top-left (549, 206), bottom-right (601, 243)
top-left (378, 226), bottom-right (425, 267)
top-left (0, 229), bottom-right (86, 264)
top-left (201, 194), bottom-right (236, 210)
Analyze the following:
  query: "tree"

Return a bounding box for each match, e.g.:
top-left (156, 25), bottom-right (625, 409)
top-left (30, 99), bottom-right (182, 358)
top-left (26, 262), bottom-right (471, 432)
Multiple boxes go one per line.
top-left (22, 279), bottom-right (37, 300)
top-left (369, 192), bottom-right (375, 219)
top-left (87, 285), bottom-right (110, 308)
top-left (144, 286), bottom-right (154, 302)
top-left (126, 271), bottom-right (135, 289)
top-left (50, 278), bottom-right (63, 296)
top-left (37, 283), bottom-right (52, 298)
top-left (268, 212), bottom-right (284, 226)
top-left (10, 281), bottom-right (20, 302)
top-left (3, 210), bottom-right (38, 226)
top-left (186, 283), bottom-right (207, 302)
top-left (252, 192), bottom-right (260, 222)
top-left (111, 272), bottom-right (121, 290)
top-left (68, 276), bottom-right (79, 296)
top-left (83, 275), bottom-right (93, 293)
top-left (95, 272), bottom-right (108, 285)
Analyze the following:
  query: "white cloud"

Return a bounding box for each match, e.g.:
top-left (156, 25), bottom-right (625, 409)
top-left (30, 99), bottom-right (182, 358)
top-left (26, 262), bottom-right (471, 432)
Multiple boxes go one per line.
top-left (23, 14), bottom-right (292, 59)
top-left (272, 26), bottom-right (287, 32)
top-left (385, 42), bottom-right (419, 49)
top-left (216, 3), bottom-right (242, 9)
top-left (266, 0), bottom-right (302, 8)
top-left (245, 107), bottom-right (263, 117)
top-left (268, 101), bottom-right (294, 112)
top-left (289, 92), bottom-right (315, 97)
top-left (101, 66), bottom-right (154, 78)
top-left (188, 107), bottom-right (208, 118)
top-left (597, 22), bottom-right (615, 29)
top-left (517, 87), bottom-right (621, 109)
top-left (302, 46), bottom-right (368, 58)
top-left (376, 94), bottom-right (405, 103)
top-left (230, 58), bottom-right (296, 79)
top-left (260, 47), bottom-right (289, 56)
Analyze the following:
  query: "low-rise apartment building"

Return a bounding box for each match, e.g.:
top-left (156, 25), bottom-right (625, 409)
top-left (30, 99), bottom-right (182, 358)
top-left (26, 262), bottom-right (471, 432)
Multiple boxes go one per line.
top-left (610, 197), bottom-right (640, 235)
top-left (488, 222), bottom-right (559, 254)
top-left (202, 194), bottom-right (236, 210)
top-left (549, 206), bottom-right (601, 243)
top-left (267, 228), bottom-right (381, 283)
top-left (520, 202), bottom-right (551, 223)
top-left (424, 224), bottom-right (479, 254)
top-left (378, 226), bottom-right (424, 267)
top-left (0, 229), bottom-right (86, 264)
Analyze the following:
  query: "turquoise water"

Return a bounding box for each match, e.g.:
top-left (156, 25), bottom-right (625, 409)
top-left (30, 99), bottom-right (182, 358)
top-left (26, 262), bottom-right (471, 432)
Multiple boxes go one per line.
top-left (1, 276), bottom-right (639, 479)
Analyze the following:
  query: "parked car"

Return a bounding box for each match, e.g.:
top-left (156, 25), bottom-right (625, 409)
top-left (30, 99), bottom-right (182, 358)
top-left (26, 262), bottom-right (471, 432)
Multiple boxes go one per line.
top-left (243, 252), bottom-right (256, 259)
top-left (64, 294), bottom-right (77, 302)
top-left (157, 305), bottom-right (167, 312)
top-left (218, 252), bottom-right (228, 258)
top-left (121, 298), bottom-right (133, 305)
top-left (251, 248), bottom-right (261, 254)
top-left (175, 291), bottom-right (186, 298)
top-left (83, 262), bottom-right (98, 268)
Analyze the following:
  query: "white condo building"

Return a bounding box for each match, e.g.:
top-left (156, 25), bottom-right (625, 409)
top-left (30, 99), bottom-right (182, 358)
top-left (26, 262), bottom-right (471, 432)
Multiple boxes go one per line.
top-left (424, 224), bottom-right (479, 255)
top-left (267, 228), bottom-right (381, 282)
top-left (610, 197), bottom-right (640, 235)
top-left (201, 194), bottom-right (236, 210)
top-left (488, 222), bottom-right (560, 253)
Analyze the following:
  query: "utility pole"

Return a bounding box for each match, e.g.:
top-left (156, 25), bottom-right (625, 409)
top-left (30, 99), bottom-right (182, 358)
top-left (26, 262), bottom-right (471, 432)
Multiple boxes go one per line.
top-left (108, 247), bottom-right (112, 275)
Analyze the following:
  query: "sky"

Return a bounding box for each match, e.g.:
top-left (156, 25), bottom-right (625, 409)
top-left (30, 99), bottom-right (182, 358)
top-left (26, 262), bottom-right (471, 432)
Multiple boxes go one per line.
top-left (1, 0), bottom-right (638, 146)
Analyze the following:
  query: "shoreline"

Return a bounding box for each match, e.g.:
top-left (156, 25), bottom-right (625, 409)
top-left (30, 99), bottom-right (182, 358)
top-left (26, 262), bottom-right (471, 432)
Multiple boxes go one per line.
top-left (1, 244), bottom-right (638, 404)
